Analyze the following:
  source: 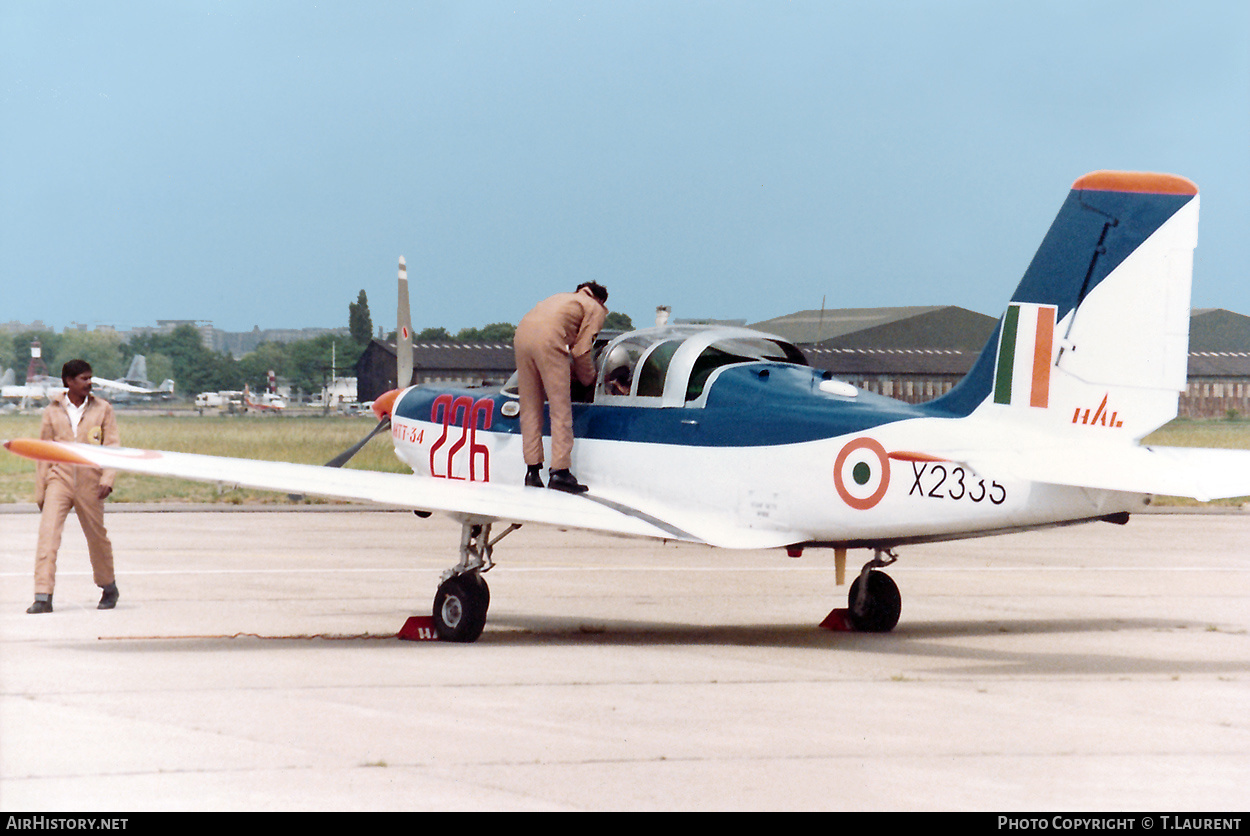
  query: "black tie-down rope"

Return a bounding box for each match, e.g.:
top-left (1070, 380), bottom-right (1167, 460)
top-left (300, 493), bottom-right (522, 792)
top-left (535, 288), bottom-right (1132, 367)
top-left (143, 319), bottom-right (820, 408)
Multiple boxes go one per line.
top-left (98, 632), bottom-right (401, 641)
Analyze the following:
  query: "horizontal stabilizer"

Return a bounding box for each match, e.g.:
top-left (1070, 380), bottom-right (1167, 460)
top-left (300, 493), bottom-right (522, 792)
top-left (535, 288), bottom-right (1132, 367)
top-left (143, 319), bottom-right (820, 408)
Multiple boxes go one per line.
top-left (964, 440), bottom-right (1250, 503)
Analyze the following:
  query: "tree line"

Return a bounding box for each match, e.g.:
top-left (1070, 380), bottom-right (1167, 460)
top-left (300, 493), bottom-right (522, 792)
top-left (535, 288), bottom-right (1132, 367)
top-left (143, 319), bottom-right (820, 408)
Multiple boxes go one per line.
top-left (0, 291), bottom-right (379, 398)
top-left (407, 311), bottom-right (632, 343)
top-left (0, 294), bottom-right (633, 399)
top-left (0, 324), bottom-right (357, 399)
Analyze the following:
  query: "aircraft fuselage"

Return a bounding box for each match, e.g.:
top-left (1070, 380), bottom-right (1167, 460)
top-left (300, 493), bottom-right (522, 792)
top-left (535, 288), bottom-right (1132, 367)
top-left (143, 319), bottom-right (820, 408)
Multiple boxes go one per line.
top-left (389, 361), bottom-right (1143, 550)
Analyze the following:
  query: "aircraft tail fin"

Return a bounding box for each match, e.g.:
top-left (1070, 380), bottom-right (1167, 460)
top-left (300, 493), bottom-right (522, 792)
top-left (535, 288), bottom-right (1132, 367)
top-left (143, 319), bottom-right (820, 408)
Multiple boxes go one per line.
top-left (158, 379), bottom-right (175, 394)
top-left (397, 256), bottom-right (414, 389)
top-left (124, 354), bottom-right (147, 384)
top-left (931, 171), bottom-right (1199, 440)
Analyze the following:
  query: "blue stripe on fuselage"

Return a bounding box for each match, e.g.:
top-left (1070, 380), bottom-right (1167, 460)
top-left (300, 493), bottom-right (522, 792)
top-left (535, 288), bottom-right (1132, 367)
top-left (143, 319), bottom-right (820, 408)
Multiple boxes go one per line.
top-left (394, 364), bottom-right (926, 449)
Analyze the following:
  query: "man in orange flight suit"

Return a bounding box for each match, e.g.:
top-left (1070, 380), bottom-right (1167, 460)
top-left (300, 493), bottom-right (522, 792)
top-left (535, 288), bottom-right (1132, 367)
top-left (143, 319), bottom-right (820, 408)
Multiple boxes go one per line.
top-left (26, 359), bottom-right (121, 614)
top-left (513, 282), bottom-right (608, 493)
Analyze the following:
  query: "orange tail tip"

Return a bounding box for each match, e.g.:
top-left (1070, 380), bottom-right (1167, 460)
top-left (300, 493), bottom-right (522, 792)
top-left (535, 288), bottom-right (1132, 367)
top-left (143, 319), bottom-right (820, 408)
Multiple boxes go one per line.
top-left (372, 388), bottom-right (403, 421)
top-left (3, 438), bottom-right (95, 466)
top-left (1072, 171), bottom-right (1198, 196)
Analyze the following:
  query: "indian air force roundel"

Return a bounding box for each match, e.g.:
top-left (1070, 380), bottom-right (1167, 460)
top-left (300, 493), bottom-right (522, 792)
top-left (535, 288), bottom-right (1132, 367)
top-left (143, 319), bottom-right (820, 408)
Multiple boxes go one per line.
top-left (833, 437), bottom-right (891, 510)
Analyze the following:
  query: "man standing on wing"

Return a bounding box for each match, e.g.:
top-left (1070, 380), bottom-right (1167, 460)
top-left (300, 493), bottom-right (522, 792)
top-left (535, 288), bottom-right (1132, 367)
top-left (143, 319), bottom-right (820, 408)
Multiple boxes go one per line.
top-left (513, 282), bottom-right (608, 493)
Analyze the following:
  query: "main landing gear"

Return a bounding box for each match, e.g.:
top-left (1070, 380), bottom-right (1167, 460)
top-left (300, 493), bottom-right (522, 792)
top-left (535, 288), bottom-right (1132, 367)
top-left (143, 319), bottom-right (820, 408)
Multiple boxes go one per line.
top-left (431, 521), bottom-right (520, 642)
top-left (428, 526), bottom-right (904, 640)
top-left (846, 548), bottom-right (902, 633)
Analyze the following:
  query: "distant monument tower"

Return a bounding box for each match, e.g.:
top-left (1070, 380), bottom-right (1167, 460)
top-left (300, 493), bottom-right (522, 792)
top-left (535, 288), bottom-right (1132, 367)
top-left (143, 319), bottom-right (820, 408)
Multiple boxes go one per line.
top-left (25, 339), bottom-right (49, 381)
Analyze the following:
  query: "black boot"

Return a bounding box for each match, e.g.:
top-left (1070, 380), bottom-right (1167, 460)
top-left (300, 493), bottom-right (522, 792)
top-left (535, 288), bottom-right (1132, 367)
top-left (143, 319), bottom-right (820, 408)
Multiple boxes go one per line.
top-left (26, 594), bottom-right (52, 614)
top-left (548, 469), bottom-right (589, 494)
top-left (98, 583), bottom-right (119, 610)
top-left (525, 465), bottom-right (544, 488)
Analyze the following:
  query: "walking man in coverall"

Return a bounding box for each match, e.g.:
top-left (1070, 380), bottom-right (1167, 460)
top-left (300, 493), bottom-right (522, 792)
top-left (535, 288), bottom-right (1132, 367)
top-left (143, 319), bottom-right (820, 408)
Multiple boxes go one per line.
top-left (513, 281), bottom-right (608, 493)
top-left (26, 359), bottom-right (121, 614)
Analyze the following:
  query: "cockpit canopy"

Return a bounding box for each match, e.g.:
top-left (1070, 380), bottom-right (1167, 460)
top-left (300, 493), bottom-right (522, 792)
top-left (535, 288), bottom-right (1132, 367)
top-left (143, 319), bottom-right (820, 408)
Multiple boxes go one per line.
top-left (597, 325), bottom-right (809, 406)
top-left (505, 325), bottom-right (812, 408)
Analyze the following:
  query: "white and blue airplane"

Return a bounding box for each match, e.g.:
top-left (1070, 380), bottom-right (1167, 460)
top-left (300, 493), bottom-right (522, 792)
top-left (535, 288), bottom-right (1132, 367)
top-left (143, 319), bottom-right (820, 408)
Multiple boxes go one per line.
top-left (8, 170), bottom-right (1250, 641)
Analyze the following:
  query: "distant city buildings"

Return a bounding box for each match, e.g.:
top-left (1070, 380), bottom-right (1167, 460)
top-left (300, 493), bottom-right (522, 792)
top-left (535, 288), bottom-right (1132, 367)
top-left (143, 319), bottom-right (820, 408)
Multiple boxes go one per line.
top-left (0, 320), bottom-right (50, 333)
top-left (211, 325), bottom-right (350, 357)
top-left (1, 318), bottom-right (348, 357)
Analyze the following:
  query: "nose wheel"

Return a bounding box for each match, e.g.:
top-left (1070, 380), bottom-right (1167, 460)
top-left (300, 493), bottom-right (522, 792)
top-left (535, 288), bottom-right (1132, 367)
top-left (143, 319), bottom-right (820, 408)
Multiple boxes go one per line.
top-left (431, 521), bottom-right (519, 642)
top-left (433, 572), bottom-right (490, 642)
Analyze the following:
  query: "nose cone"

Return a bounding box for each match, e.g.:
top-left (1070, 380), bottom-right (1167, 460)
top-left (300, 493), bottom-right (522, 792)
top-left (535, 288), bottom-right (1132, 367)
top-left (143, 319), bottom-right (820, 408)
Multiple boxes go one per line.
top-left (372, 388), bottom-right (402, 421)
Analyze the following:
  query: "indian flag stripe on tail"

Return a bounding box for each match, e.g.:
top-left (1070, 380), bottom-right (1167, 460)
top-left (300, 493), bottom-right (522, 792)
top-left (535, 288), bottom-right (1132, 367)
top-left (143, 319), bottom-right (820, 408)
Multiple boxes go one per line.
top-left (1029, 305), bottom-right (1054, 407)
top-left (993, 303), bottom-right (1057, 407)
top-left (993, 306), bottom-right (1020, 404)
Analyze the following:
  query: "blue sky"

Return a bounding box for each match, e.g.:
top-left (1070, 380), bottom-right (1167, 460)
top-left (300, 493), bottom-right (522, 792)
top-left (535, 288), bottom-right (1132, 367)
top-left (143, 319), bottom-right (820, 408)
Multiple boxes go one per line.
top-left (3, 1), bottom-right (1247, 336)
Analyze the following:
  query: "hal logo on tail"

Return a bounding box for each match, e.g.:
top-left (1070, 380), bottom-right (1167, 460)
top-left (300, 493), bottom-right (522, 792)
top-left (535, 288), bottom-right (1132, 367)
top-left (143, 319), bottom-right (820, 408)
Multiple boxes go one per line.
top-left (1072, 393), bottom-right (1124, 429)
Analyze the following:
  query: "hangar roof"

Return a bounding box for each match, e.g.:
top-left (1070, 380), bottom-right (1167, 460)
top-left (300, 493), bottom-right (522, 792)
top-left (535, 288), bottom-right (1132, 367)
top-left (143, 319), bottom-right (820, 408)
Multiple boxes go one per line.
top-left (1190, 309), bottom-right (1250, 353)
top-left (750, 305), bottom-right (997, 351)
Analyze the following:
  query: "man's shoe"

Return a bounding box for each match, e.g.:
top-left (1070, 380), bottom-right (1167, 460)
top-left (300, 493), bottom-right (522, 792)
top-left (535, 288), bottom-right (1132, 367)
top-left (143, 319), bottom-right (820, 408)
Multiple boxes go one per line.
top-left (26, 595), bottom-right (52, 614)
top-left (98, 583), bottom-right (119, 610)
top-left (524, 467), bottom-right (545, 488)
top-left (548, 469), bottom-right (589, 494)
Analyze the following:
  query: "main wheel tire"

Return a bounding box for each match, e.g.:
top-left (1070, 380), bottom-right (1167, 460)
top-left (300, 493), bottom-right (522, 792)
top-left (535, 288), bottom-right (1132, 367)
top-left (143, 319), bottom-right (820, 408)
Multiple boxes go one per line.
top-left (847, 570), bottom-right (901, 633)
top-left (433, 574), bottom-right (490, 642)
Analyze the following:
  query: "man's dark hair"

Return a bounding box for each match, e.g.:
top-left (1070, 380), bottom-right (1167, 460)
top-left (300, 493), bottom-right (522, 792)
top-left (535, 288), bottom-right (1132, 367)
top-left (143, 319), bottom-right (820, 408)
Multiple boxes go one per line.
top-left (61, 359), bottom-right (93, 384)
top-left (577, 281), bottom-right (608, 304)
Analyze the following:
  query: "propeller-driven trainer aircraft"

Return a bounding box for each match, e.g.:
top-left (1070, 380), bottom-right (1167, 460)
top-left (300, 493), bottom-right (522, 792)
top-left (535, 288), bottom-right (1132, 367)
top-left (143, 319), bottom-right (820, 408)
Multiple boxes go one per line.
top-left (7, 171), bottom-right (1250, 641)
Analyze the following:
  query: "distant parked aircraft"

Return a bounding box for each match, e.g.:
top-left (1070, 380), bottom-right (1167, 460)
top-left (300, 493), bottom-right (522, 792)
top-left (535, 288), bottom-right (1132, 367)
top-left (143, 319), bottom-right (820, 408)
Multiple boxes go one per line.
top-left (2, 355), bottom-right (173, 408)
top-left (0, 373), bottom-right (64, 408)
top-left (92, 356), bottom-right (175, 400)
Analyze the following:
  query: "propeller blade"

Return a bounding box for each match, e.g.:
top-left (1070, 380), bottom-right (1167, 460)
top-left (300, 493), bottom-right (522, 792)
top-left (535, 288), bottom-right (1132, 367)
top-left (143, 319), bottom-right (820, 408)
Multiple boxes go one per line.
top-left (324, 416), bottom-right (391, 469)
top-left (397, 256), bottom-right (413, 389)
top-left (287, 415), bottom-right (392, 500)
top-left (292, 255), bottom-right (411, 501)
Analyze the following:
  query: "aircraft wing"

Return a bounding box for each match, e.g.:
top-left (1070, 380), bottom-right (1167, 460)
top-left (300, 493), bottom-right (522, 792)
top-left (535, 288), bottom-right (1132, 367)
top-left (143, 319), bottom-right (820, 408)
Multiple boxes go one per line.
top-left (2, 439), bottom-right (805, 549)
top-left (92, 377), bottom-right (146, 394)
top-left (92, 376), bottom-right (165, 395)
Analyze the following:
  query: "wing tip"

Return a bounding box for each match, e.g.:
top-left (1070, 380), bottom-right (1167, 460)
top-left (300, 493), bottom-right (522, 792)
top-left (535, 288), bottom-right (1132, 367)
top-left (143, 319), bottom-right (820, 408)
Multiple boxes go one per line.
top-left (3, 438), bottom-right (95, 466)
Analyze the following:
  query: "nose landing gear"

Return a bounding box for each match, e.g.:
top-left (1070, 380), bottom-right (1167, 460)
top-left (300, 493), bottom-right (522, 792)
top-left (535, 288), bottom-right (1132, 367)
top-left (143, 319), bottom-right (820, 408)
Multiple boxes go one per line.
top-left (430, 521), bottom-right (520, 642)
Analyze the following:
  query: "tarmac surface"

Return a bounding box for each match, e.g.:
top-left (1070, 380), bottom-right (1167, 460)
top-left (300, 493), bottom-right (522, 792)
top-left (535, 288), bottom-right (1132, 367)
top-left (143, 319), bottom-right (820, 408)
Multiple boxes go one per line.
top-left (1, 504), bottom-right (1247, 811)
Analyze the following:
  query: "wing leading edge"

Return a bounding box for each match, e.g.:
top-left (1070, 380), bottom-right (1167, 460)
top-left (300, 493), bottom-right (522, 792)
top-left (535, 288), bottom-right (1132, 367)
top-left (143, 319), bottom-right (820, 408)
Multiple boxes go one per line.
top-left (1, 439), bottom-right (806, 550)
